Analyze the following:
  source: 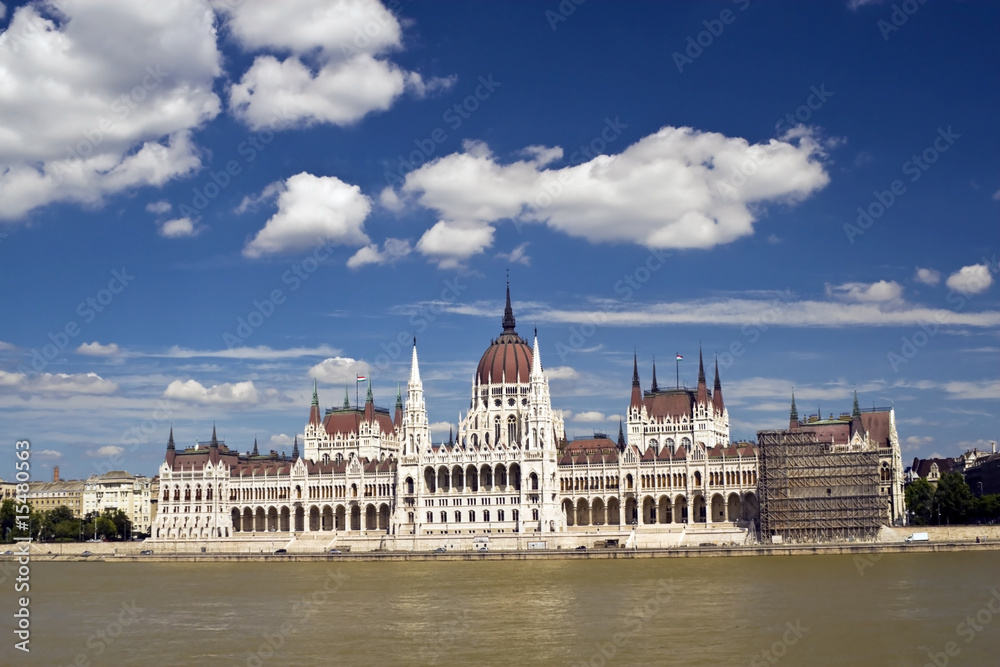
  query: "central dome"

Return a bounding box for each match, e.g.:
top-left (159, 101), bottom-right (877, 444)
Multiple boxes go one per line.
top-left (475, 284), bottom-right (532, 385)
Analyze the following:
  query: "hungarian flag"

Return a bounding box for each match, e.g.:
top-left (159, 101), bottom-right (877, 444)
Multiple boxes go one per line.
top-left (356, 375), bottom-right (367, 381)
top-left (676, 354), bottom-right (683, 360)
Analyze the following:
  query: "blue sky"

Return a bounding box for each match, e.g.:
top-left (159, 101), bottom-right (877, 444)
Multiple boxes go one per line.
top-left (1, 0), bottom-right (997, 482)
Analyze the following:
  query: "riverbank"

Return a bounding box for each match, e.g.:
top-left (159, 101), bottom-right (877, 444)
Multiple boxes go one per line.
top-left (10, 538), bottom-right (1000, 562)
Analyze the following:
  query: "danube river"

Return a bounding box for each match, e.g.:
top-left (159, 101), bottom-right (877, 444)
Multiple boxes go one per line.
top-left (2, 551), bottom-right (999, 666)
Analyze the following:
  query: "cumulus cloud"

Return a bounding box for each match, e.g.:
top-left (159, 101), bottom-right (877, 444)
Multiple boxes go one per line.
top-left (347, 237), bottom-right (411, 268)
top-left (825, 280), bottom-right (903, 303)
top-left (243, 173), bottom-right (372, 257)
top-left (941, 379), bottom-right (1000, 400)
top-left (0, 370), bottom-right (117, 394)
top-left (0, 341), bottom-right (16, 351)
top-left (914, 267), bottom-right (941, 285)
top-left (388, 127), bottom-right (828, 266)
top-left (545, 366), bottom-right (579, 380)
top-left (429, 422), bottom-right (455, 442)
top-left (269, 433), bottom-right (294, 447)
top-left (573, 411), bottom-right (610, 423)
top-left (158, 217), bottom-right (201, 238)
top-left (0, 1), bottom-right (221, 221)
top-left (220, 0), bottom-right (449, 130)
top-left (904, 435), bottom-right (934, 448)
top-left (158, 345), bottom-right (340, 360)
top-left (308, 357), bottom-right (370, 385)
top-left (77, 342), bottom-right (121, 356)
top-left (946, 264), bottom-right (993, 295)
top-left (163, 379), bottom-right (261, 405)
top-left (89, 445), bottom-right (125, 458)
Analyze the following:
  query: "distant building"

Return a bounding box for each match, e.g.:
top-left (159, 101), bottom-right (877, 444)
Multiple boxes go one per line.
top-left (965, 452), bottom-right (1000, 496)
top-left (23, 480), bottom-right (85, 517)
top-left (82, 470), bottom-right (153, 535)
top-left (0, 479), bottom-right (17, 502)
top-left (909, 457), bottom-right (956, 485)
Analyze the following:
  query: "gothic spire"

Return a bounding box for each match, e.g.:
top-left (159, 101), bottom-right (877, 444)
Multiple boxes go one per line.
top-left (852, 389), bottom-right (861, 418)
top-left (531, 329), bottom-right (543, 379)
top-left (210, 423), bottom-right (218, 446)
top-left (630, 351), bottom-right (643, 408)
top-left (310, 380), bottom-right (322, 425)
top-left (311, 379), bottom-right (319, 406)
top-left (651, 356), bottom-right (659, 393)
top-left (343, 385), bottom-right (351, 409)
top-left (712, 356), bottom-right (724, 413)
top-left (366, 378), bottom-right (374, 403)
top-left (252, 437), bottom-right (259, 456)
top-left (790, 391), bottom-right (798, 421)
top-left (617, 419), bottom-right (626, 450)
top-left (291, 435), bottom-right (299, 460)
top-left (696, 345), bottom-right (708, 405)
top-left (167, 425), bottom-right (175, 450)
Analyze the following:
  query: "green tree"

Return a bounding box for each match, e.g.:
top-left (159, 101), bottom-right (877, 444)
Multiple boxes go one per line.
top-left (934, 472), bottom-right (975, 524)
top-left (905, 478), bottom-right (935, 525)
top-left (94, 515), bottom-right (117, 539)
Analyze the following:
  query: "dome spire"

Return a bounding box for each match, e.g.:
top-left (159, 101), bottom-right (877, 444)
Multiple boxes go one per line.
top-left (502, 273), bottom-right (516, 332)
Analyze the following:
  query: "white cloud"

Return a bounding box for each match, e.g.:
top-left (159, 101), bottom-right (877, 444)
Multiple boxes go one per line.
top-left (158, 217), bottom-right (201, 238)
top-left (220, 0), bottom-right (446, 130)
top-left (77, 342), bottom-right (121, 356)
top-left (34, 449), bottom-right (63, 459)
top-left (415, 220), bottom-right (495, 269)
top-left (0, 341), bottom-right (16, 351)
top-left (163, 379), bottom-right (261, 405)
top-left (243, 173), bottom-right (372, 258)
top-left (0, 3), bottom-right (6, 20)
top-left (0, 370), bottom-right (118, 394)
top-left (941, 379), bottom-right (1000, 400)
top-left (946, 264), bottom-right (993, 295)
top-left (391, 127), bottom-right (828, 265)
top-left (145, 200), bottom-right (172, 214)
top-left (158, 345), bottom-right (340, 360)
top-left (574, 411), bottom-right (610, 423)
top-left (904, 435), bottom-right (934, 447)
top-left (825, 280), bottom-right (903, 303)
top-left (89, 445), bottom-right (125, 458)
top-left (429, 422), bottom-right (454, 442)
top-left (545, 366), bottom-right (579, 380)
top-left (496, 242), bottom-right (531, 266)
top-left (269, 433), bottom-right (294, 447)
top-left (914, 267), bottom-right (940, 285)
top-left (347, 237), bottom-right (411, 268)
top-left (230, 54), bottom-right (406, 130)
top-left (0, 1), bottom-right (221, 221)
top-left (308, 357), bottom-right (370, 385)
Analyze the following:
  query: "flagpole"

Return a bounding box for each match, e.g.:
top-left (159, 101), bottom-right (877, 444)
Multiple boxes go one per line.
top-left (356, 377), bottom-right (359, 410)
top-left (676, 353), bottom-right (679, 389)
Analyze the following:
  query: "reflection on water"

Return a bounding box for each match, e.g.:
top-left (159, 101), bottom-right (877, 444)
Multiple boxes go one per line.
top-left (1, 552), bottom-right (999, 666)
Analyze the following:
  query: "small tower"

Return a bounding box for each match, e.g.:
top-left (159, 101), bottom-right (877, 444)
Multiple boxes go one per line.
top-left (789, 391), bottom-right (799, 429)
top-left (310, 380), bottom-right (321, 425)
top-left (712, 357), bottom-right (725, 414)
top-left (394, 383), bottom-right (404, 428)
top-left (696, 346), bottom-right (708, 406)
top-left (166, 426), bottom-right (176, 467)
top-left (291, 435), bottom-right (300, 460)
top-left (852, 389), bottom-right (861, 418)
top-left (630, 352), bottom-right (642, 409)
top-left (651, 357), bottom-right (659, 393)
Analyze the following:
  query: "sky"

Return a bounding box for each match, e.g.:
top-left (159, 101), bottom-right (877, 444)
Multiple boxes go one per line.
top-left (0, 0), bottom-right (997, 482)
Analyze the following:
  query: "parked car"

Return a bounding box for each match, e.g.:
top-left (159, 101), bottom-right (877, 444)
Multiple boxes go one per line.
top-left (139, 550), bottom-right (153, 555)
top-left (81, 551), bottom-right (93, 556)
top-left (328, 549), bottom-right (342, 554)
top-left (273, 548), bottom-right (287, 554)
top-left (575, 545), bottom-right (587, 551)
top-left (2, 550), bottom-right (13, 555)
top-left (433, 547), bottom-right (447, 553)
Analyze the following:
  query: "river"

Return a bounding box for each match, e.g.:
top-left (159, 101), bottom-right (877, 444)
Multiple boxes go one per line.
top-left (1, 552), bottom-right (998, 666)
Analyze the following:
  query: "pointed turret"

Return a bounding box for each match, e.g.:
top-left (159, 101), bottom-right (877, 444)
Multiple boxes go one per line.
top-left (651, 357), bottom-right (659, 393)
top-left (364, 379), bottom-right (374, 422)
top-left (310, 379), bottom-right (321, 425)
top-left (617, 419), bottom-right (626, 451)
top-left (789, 391), bottom-right (798, 429)
top-left (291, 435), bottom-right (299, 460)
top-left (343, 385), bottom-right (350, 409)
top-left (696, 346), bottom-right (708, 405)
top-left (531, 328), bottom-right (543, 380)
top-left (409, 337), bottom-right (421, 385)
top-left (394, 382), bottom-right (404, 427)
top-left (630, 351), bottom-right (643, 408)
top-left (448, 426), bottom-right (454, 446)
top-left (252, 437), bottom-right (259, 456)
top-left (712, 356), bottom-right (724, 413)
top-left (852, 390), bottom-right (861, 418)
top-left (210, 423), bottom-right (218, 446)
top-left (166, 426), bottom-right (176, 467)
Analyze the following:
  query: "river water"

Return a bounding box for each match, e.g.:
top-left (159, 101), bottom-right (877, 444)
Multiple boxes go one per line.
top-left (2, 552), bottom-right (999, 666)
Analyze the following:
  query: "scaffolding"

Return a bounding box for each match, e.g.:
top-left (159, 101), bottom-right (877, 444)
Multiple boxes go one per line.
top-left (757, 430), bottom-right (886, 544)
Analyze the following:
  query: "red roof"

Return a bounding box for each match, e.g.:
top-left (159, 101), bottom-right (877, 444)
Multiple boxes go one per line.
top-left (476, 332), bottom-right (532, 385)
top-left (642, 390), bottom-right (694, 421)
top-left (323, 409), bottom-right (395, 437)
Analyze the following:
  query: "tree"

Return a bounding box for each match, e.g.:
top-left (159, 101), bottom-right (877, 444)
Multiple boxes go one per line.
top-left (94, 516), bottom-right (117, 540)
top-left (934, 472), bottom-right (975, 524)
top-left (905, 478), bottom-right (935, 525)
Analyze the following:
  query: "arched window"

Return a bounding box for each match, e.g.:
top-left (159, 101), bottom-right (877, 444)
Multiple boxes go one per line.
top-left (322, 453), bottom-right (330, 465)
top-left (454, 511), bottom-right (462, 523)
top-left (498, 509), bottom-right (505, 522)
top-left (469, 510), bottom-right (476, 522)
top-left (426, 512), bottom-right (433, 523)
top-left (507, 415), bottom-right (517, 445)
top-left (440, 511), bottom-right (447, 523)
top-left (484, 509), bottom-right (491, 522)
top-left (494, 416), bottom-right (501, 445)
top-left (406, 477), bottom-right (414, 494)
